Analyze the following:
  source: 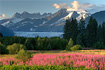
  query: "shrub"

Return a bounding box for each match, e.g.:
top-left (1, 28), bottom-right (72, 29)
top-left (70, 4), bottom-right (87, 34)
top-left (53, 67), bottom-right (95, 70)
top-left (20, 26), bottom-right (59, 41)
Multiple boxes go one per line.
top-left (16, 49), bottom-right (32, 63)
top-left (70, 45), bottom-right (82, 51)
top-left (0, 42), bottom-right (8, 54)
top-left (7, 43), bottom-right (26, 54)
top-left (93, 42), bottom-right (105, 49)
top-left (65, 38), bottom-right (73, 50)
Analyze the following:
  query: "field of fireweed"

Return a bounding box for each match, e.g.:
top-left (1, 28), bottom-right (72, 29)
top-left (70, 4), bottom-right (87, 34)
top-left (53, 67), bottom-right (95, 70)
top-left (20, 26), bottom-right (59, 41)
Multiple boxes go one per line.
top-left (0, 50), bottom-right (105, 70)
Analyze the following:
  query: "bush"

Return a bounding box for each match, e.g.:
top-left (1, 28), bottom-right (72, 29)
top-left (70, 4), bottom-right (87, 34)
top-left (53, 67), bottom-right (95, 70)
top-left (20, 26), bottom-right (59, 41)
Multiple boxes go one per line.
top-left (7, 43), bottom-right (26, 54)
top-left (0, 42), bottom-right (8, 54)
top-left (65, 38), bottom-right (73, 50)
top-left (16, 49), bottom-right (32, 63)
top-left (70, 45), bottom-right (82, 51)
top-left (93, 42), bottom-right (105, 49)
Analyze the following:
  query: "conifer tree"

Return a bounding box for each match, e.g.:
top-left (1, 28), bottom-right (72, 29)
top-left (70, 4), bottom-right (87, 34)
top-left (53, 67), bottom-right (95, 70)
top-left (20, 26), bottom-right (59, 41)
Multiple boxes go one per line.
top-left (63, 19), bottom-right (70, 39)
top-left (86, 16), bottom-right (98, 47)
top-left (63, 18), bottom-right (78, 44)
top-left (76, 34), bottom-right (84, 46)
top-left (78, 17), bottom-right (86, 34)
top-left (77, 17), bottom-right (86, 46)
top-left (97, 25), bottom-right (103, 43)
top-left (102, 22), bottom-right (105, 46)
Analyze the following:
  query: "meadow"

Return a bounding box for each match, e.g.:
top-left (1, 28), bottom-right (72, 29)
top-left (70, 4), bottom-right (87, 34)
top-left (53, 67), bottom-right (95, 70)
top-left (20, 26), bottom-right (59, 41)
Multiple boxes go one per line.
top-left (0, 50), bottom-right (105, 70)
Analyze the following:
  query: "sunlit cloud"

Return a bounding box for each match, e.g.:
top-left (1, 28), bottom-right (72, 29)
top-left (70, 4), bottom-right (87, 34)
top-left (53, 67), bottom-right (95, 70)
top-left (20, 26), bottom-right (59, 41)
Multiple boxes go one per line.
top-left (53, 1), bottom-right (105, 13)
top-left (0, 14), bottom-right (9, 19)
top-left (53, 3), bottom-right (69, 9)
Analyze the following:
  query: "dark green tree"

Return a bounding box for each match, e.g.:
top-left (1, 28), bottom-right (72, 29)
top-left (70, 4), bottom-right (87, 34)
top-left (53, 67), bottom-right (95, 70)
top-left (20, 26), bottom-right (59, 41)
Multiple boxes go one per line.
top-left (63, 19), bottom-right (70, 39)
top-left (77, 17), bottom-right (86, 46)
top-left (78, 17), bottom-right (86, 34)
top-left (0, 42), bottom-right (8, 54)
top-left (86, 17), bottom-right (98, 47)
top-left (102, 22), bottom-right (105, 46)
top-left (76, 34), bottom-right (84, 46)
top-left (63, 18), bottom-right (78, 44)
top-left (0, 33), bottom-right (3, 37)
top-left (97, 25), bottom-right (103, 43)
top-left (24, 38), bottom-right (34, 50)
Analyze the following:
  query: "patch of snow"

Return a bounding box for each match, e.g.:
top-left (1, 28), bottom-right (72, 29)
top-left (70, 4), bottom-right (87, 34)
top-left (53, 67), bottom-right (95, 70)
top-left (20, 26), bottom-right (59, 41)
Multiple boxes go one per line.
top-left (40, 21), bottom-right (46, 26)
top-left (76, 12), bottom-right (90, 21)
top-left (50, 18), bottom-right (65, 26)
top-left (64, 12), bottom-right (73, 19)
top-left (34, 25), bottom-right (38, 27)
top-left (31, 22), bottom-right (33, 24)
top-left (11, 17), bottom-right (23, 23)
top-left (30, 28), bottom-right (33, 31)
top-left (1, 21), bottom-right (10, 26)
top-left (42, 21), bottom-right (46, 24)
top-left (30, 28), bottom-right (36, 31)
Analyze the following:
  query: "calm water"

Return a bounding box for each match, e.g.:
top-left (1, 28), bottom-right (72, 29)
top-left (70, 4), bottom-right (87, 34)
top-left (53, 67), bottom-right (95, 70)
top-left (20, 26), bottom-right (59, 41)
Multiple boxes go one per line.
top-left (15, 32), bottom-right (64, 38)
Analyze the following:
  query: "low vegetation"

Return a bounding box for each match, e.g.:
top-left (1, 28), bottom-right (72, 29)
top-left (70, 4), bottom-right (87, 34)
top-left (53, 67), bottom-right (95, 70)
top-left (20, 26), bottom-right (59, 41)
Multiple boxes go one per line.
top-left (0, 52), bottom-right (105, 70)
top-left (0, 65), bottom-right (94, 70)
top-left (16, 49), bottom-right (32, 63)
top-left (7, 43), bottom-right (26, 54)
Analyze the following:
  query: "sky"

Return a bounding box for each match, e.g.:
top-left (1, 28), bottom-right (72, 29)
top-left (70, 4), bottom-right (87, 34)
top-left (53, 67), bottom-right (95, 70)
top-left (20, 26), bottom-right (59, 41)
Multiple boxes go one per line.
top-left (0, 0), bottom-right (105, 19)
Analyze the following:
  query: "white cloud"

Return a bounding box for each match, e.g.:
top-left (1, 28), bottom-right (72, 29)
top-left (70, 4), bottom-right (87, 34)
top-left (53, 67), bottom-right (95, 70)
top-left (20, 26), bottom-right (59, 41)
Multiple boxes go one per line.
top-left (53, 1), bottom-right (105, 13)
top-left (0, 14), bottom-right (9, 19)
top-left (53, 3), bottom-right (69, 9)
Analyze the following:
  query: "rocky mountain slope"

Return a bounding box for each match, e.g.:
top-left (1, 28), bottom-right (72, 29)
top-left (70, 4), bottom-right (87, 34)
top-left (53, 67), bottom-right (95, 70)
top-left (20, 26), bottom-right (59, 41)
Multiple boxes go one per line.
top-left (0, 25), bottom-right (14, 36)
top-left (0, 9), bottom-right (104, 32)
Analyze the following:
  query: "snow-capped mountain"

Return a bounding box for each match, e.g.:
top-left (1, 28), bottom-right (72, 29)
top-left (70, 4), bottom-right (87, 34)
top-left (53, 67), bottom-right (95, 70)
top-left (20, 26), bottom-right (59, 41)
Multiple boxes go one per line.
top-left (0, 11), bottom-right (52, 29)
top-left (0, 9), bottom-right (104, 32)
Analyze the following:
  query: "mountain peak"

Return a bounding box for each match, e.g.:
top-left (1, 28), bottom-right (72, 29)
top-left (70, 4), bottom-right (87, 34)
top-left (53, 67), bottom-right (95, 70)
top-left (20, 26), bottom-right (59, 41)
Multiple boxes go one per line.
top-left (59, 8), bottom-right (67, 13)
top-left (22, 11), bottom-right (29, 14)
top-left (12, 12), bottom-right (21, 18)
top-left (64, 11), bottom-right (79, 19)
top-left (33, 12), bottom-right (41, 15)
top-left (72, 11), bottom-right (78, 15)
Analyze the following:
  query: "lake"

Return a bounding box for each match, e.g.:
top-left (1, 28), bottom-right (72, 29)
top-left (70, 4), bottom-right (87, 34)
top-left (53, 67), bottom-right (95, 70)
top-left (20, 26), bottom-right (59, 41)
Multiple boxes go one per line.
top-left (15, 32), bottom-right (64, 38)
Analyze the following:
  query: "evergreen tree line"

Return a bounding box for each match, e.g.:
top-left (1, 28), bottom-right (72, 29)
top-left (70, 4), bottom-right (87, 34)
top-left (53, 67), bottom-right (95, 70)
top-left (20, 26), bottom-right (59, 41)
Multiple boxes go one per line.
top-left (63, 17), bottom-right (105, 49)
top-left (0, 36), bottom-right (68, 51)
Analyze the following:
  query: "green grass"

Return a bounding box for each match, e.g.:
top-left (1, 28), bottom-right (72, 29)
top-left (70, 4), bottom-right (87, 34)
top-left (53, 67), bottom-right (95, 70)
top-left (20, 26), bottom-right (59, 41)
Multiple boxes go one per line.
top-left (0, 50), bottom-right (105, 59)
top-left (0, 65), bottom-right (96, 70)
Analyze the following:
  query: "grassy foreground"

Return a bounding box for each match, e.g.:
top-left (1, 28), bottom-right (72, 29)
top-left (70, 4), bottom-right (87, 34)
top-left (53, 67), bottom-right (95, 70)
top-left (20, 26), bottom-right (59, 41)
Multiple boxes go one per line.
top-left (0, 65), bottom-right (95, 70)
top-left (1, 50), bottom-right (105, 58)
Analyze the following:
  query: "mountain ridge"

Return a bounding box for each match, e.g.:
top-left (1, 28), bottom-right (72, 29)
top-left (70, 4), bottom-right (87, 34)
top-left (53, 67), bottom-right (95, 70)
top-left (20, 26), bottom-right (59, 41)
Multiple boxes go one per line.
top-left (0, 9), bottom-right (105, 32)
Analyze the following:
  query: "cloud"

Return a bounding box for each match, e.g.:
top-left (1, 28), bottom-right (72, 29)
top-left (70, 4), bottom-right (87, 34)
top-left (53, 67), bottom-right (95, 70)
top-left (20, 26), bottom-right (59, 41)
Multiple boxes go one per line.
top-left (53, 3), bottom-right (69, 9)
top-left (87, 5), bottom-right (105, 14)
top-left (80, 3), bottom-right (95, 9)
top-left (0, 14), bottom-right (9, 19)
top-left (53, 1), bottom-right (95, 13)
